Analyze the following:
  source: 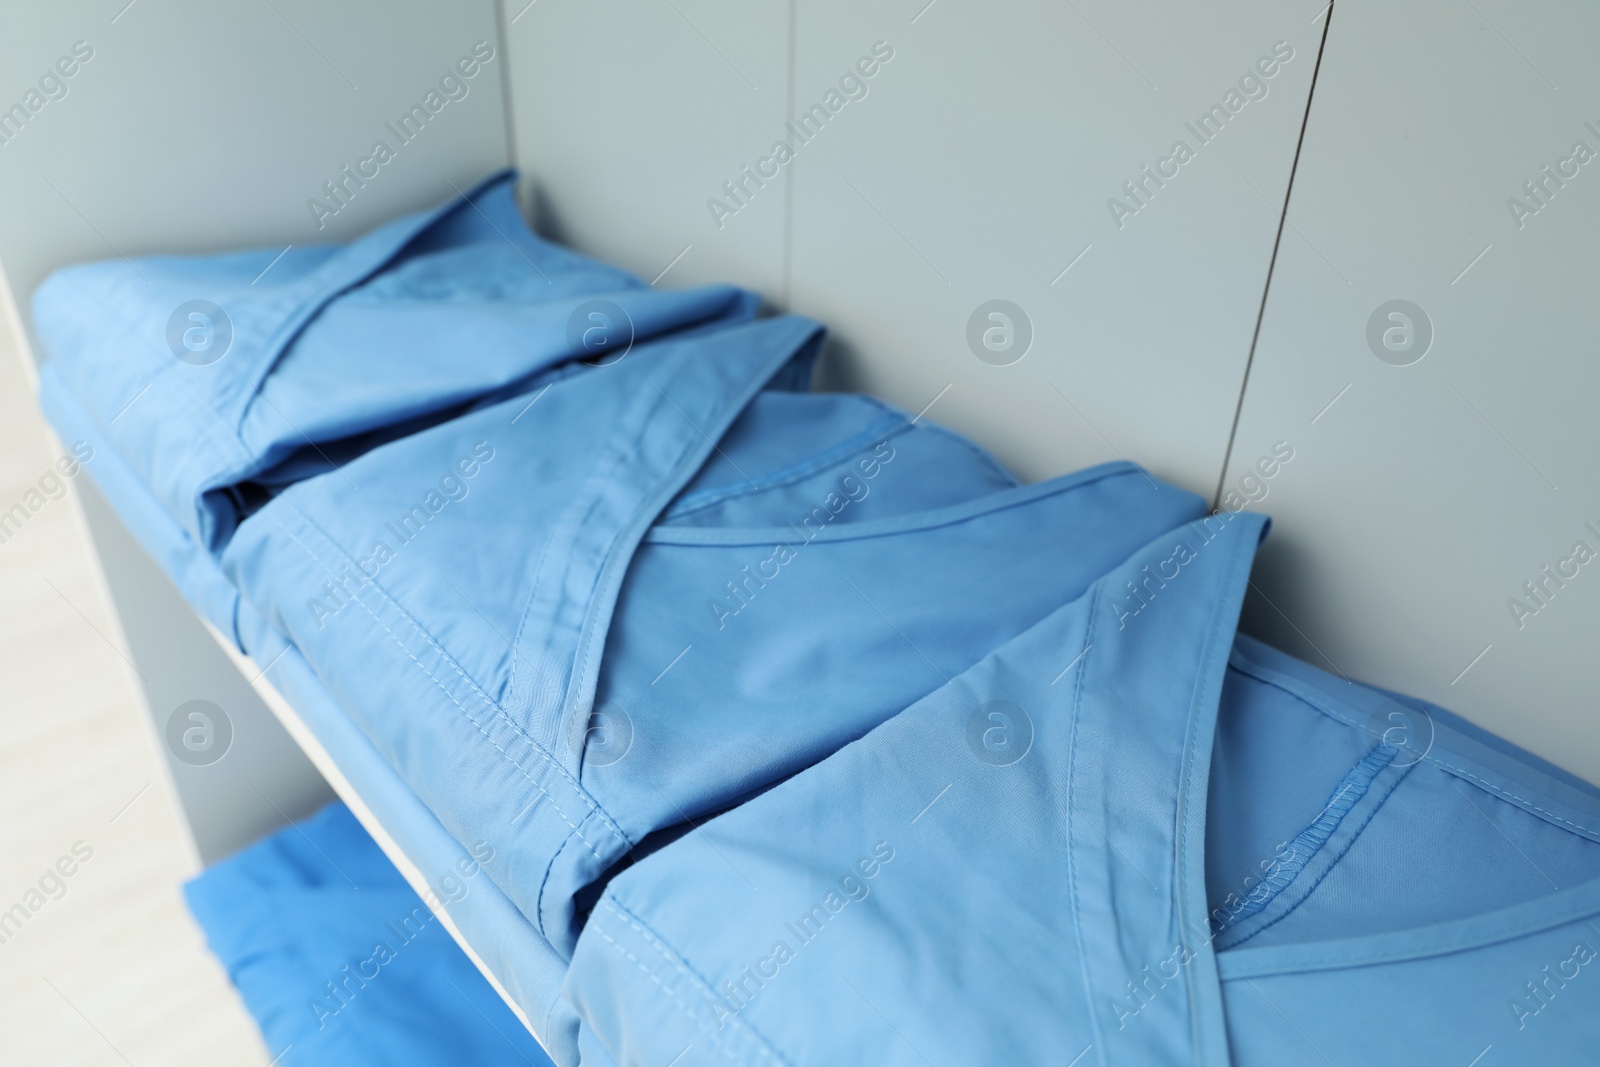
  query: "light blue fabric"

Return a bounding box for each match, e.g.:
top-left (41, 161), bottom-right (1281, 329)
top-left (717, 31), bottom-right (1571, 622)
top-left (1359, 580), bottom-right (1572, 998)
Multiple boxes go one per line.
top-left (41, 364), bottom-right (586, 1057)
top-left (1211, 637), bottom-right (1600, 1063)
top-left (36, 172), bottom-right (1600, 1067)
top-left (216, 305), bottom-right (1208, 1051)
top-left (36, 179), bottom-right (1075, 1057)
top-left (32, 170), bottom-right (757, 554)
top-left (184, 802), bottom-right (554, 1067)
top-left (563, 513), bottom-right (1271, 1066)
top-left (563, 512), bottom-right (1600, 1066)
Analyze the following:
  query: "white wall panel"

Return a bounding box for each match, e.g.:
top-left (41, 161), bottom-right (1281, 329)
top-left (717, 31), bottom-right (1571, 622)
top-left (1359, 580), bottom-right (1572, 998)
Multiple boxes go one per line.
top-left (1224, 0), bottom-right (1600, 783)
top-left (787, 0), bottom-right (1324, 490)
top-left (503, 0), bottom-right (791, 298)
top-left (503, 1), bottom-right (1325, 492)
top-left (0, 0), bottom-right (513, 858)
top-left (0, 0), bottom-right (509, 318)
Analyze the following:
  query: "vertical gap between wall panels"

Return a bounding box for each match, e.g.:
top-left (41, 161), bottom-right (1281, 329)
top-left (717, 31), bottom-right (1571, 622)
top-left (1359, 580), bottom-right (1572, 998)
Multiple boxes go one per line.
top-left (782, 0), bottom-right (797, 311)
top-left (1210, 2), bottom-right (1337, 511)
top-left (493, 0), bottom-right (524, 212)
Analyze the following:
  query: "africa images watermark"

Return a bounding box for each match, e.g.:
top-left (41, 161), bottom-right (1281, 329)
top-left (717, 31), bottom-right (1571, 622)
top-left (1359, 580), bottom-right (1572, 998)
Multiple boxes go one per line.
top-left (705, 438), bottom-right (897, 630)
top-left (706, 840), bottom-right (897, 1030)
top-left (0, 841), bottom-right (95, 949)
top-left (1108, 441), bottom-right (1294, 631)
top-left (166, 700), bottom-right (233, 767)
top-left (0, 441), bottom-right (95, 547)
top-left (307, 41), bottom-right (498, 230)
top-left (1111, 776), bottom-right (1376, 1031)
top-left (0, 40), bottom-right (95, 148)
top-left (1505, 119), bottom-right (1600, 231)
top-left (1106, 40), bottom-right (1295, 229)
top-left (1505, 520), bottom-right (1600, 632)
top-left (308, 840), bottom-right (495, 1030)
top-left (1509, 937), bottom-right (1596, 1031)
top-left (706, 40), bottom-right (896, 230)
top-left (1105, 837), bottom-right (1319, 1033)
top-left (306, 441), bottom-right (496, 629)
top-left (1107, 838), bottom-right (1303, 1032)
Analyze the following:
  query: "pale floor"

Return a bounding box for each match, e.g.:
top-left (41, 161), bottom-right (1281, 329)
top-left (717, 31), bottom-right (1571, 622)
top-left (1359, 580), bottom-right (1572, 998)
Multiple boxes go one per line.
top-left (0, 334), bottom-right (269, 1063)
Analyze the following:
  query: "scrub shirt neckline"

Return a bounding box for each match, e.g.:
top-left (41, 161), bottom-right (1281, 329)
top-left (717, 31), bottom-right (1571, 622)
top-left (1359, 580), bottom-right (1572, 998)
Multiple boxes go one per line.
top-left (1082, 517), bottom-right (1600, 1065)
top-left (1204, 638), bottom-right (1600, 983)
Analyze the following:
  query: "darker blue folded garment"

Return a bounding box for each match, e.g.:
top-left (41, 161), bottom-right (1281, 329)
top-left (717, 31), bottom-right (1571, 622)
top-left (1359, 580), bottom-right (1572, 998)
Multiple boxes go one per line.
top-left (184, 802), bottom-right (553, 1067)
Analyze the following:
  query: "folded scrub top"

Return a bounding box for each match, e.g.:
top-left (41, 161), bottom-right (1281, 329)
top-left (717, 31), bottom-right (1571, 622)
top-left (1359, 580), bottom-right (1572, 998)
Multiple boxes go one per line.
top-left (184, 802), bottom-right (554, 1067)
top-left (220, 371), bottom-right (1032, 1066)
top-left (33, 169), bottom-right (758, 553)
top-left (218, 301), bottom-right (1212, 1047)
top-left (659, 390), bottom-right (1021, 528)
top-left (564, 514), bottom-right (1600, 1067)
top-left (1206, 638), bottom-right (1600, 1065)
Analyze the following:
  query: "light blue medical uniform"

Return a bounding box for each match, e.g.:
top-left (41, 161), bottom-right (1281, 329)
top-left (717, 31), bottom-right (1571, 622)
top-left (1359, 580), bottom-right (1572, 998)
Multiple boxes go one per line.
top-left (35, 173), bottom-right (1600, 1067)
top-left (566, 514), bottom-right (1600, 1065)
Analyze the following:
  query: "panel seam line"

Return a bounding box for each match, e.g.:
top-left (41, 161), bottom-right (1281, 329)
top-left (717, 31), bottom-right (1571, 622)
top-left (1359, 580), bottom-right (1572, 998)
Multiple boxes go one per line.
top-left (1211, 2), bottom-right (1338, 509)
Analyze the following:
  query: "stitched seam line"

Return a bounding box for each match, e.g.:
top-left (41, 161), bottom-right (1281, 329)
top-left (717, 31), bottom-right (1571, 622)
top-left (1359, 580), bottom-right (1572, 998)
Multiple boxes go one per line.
top-left (286, 501), bottom-right (627, 842)
top-left (549, 470), bottom-right (634, 722)
top-left (274, 513), bottom-right (612, 865)
top-left (641, 462), bottom-right (1143, 548)
top-left (597, 899), bottom-right (790, 1067)
top-left (1223, 760), bottom-right (1410, 952)
top-left (917, 419), bottom-right (1021, 489)
top-left (1221, 898), bottom-right (1600, 977)
top-left (270, 505), bottom-right (628, 859)
top-left (536, 814), bottom-right (608, 946)
top-left (228, 196), bottom-right (464, 426)
top-left (505, 472), bottom-right (564, 706)
top-left (565, 336), bottom-right (809, 745)
top-left (1177, 515), bottom-right (1260, 1066)
top-left (588, 928), bottom-right (752, 1066)
top-left (1228, 653), bottom-right (1600, 841)
top-left (1439, 765), bottom-right (1600, 841)
top-left (1215, 742), bottom-right (1396, 935)
top-left (664, 414), bottom-right (909, 519)
top-left (508, 352), bottom-right (684, 716)
top-left (1064, 583), bottom-right (1106, 1063)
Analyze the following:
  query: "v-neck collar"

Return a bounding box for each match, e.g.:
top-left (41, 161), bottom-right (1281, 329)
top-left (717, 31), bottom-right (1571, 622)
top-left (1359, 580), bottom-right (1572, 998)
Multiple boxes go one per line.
top-left (1217, 874), bottom-right (1600, 981)
top-left (1067, 514), bottom-right (1600, 1066)
top-left (1212, 638), bottom-right (1600, 983)
top-left (1063, 509), bottom-right (1267, 1067)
